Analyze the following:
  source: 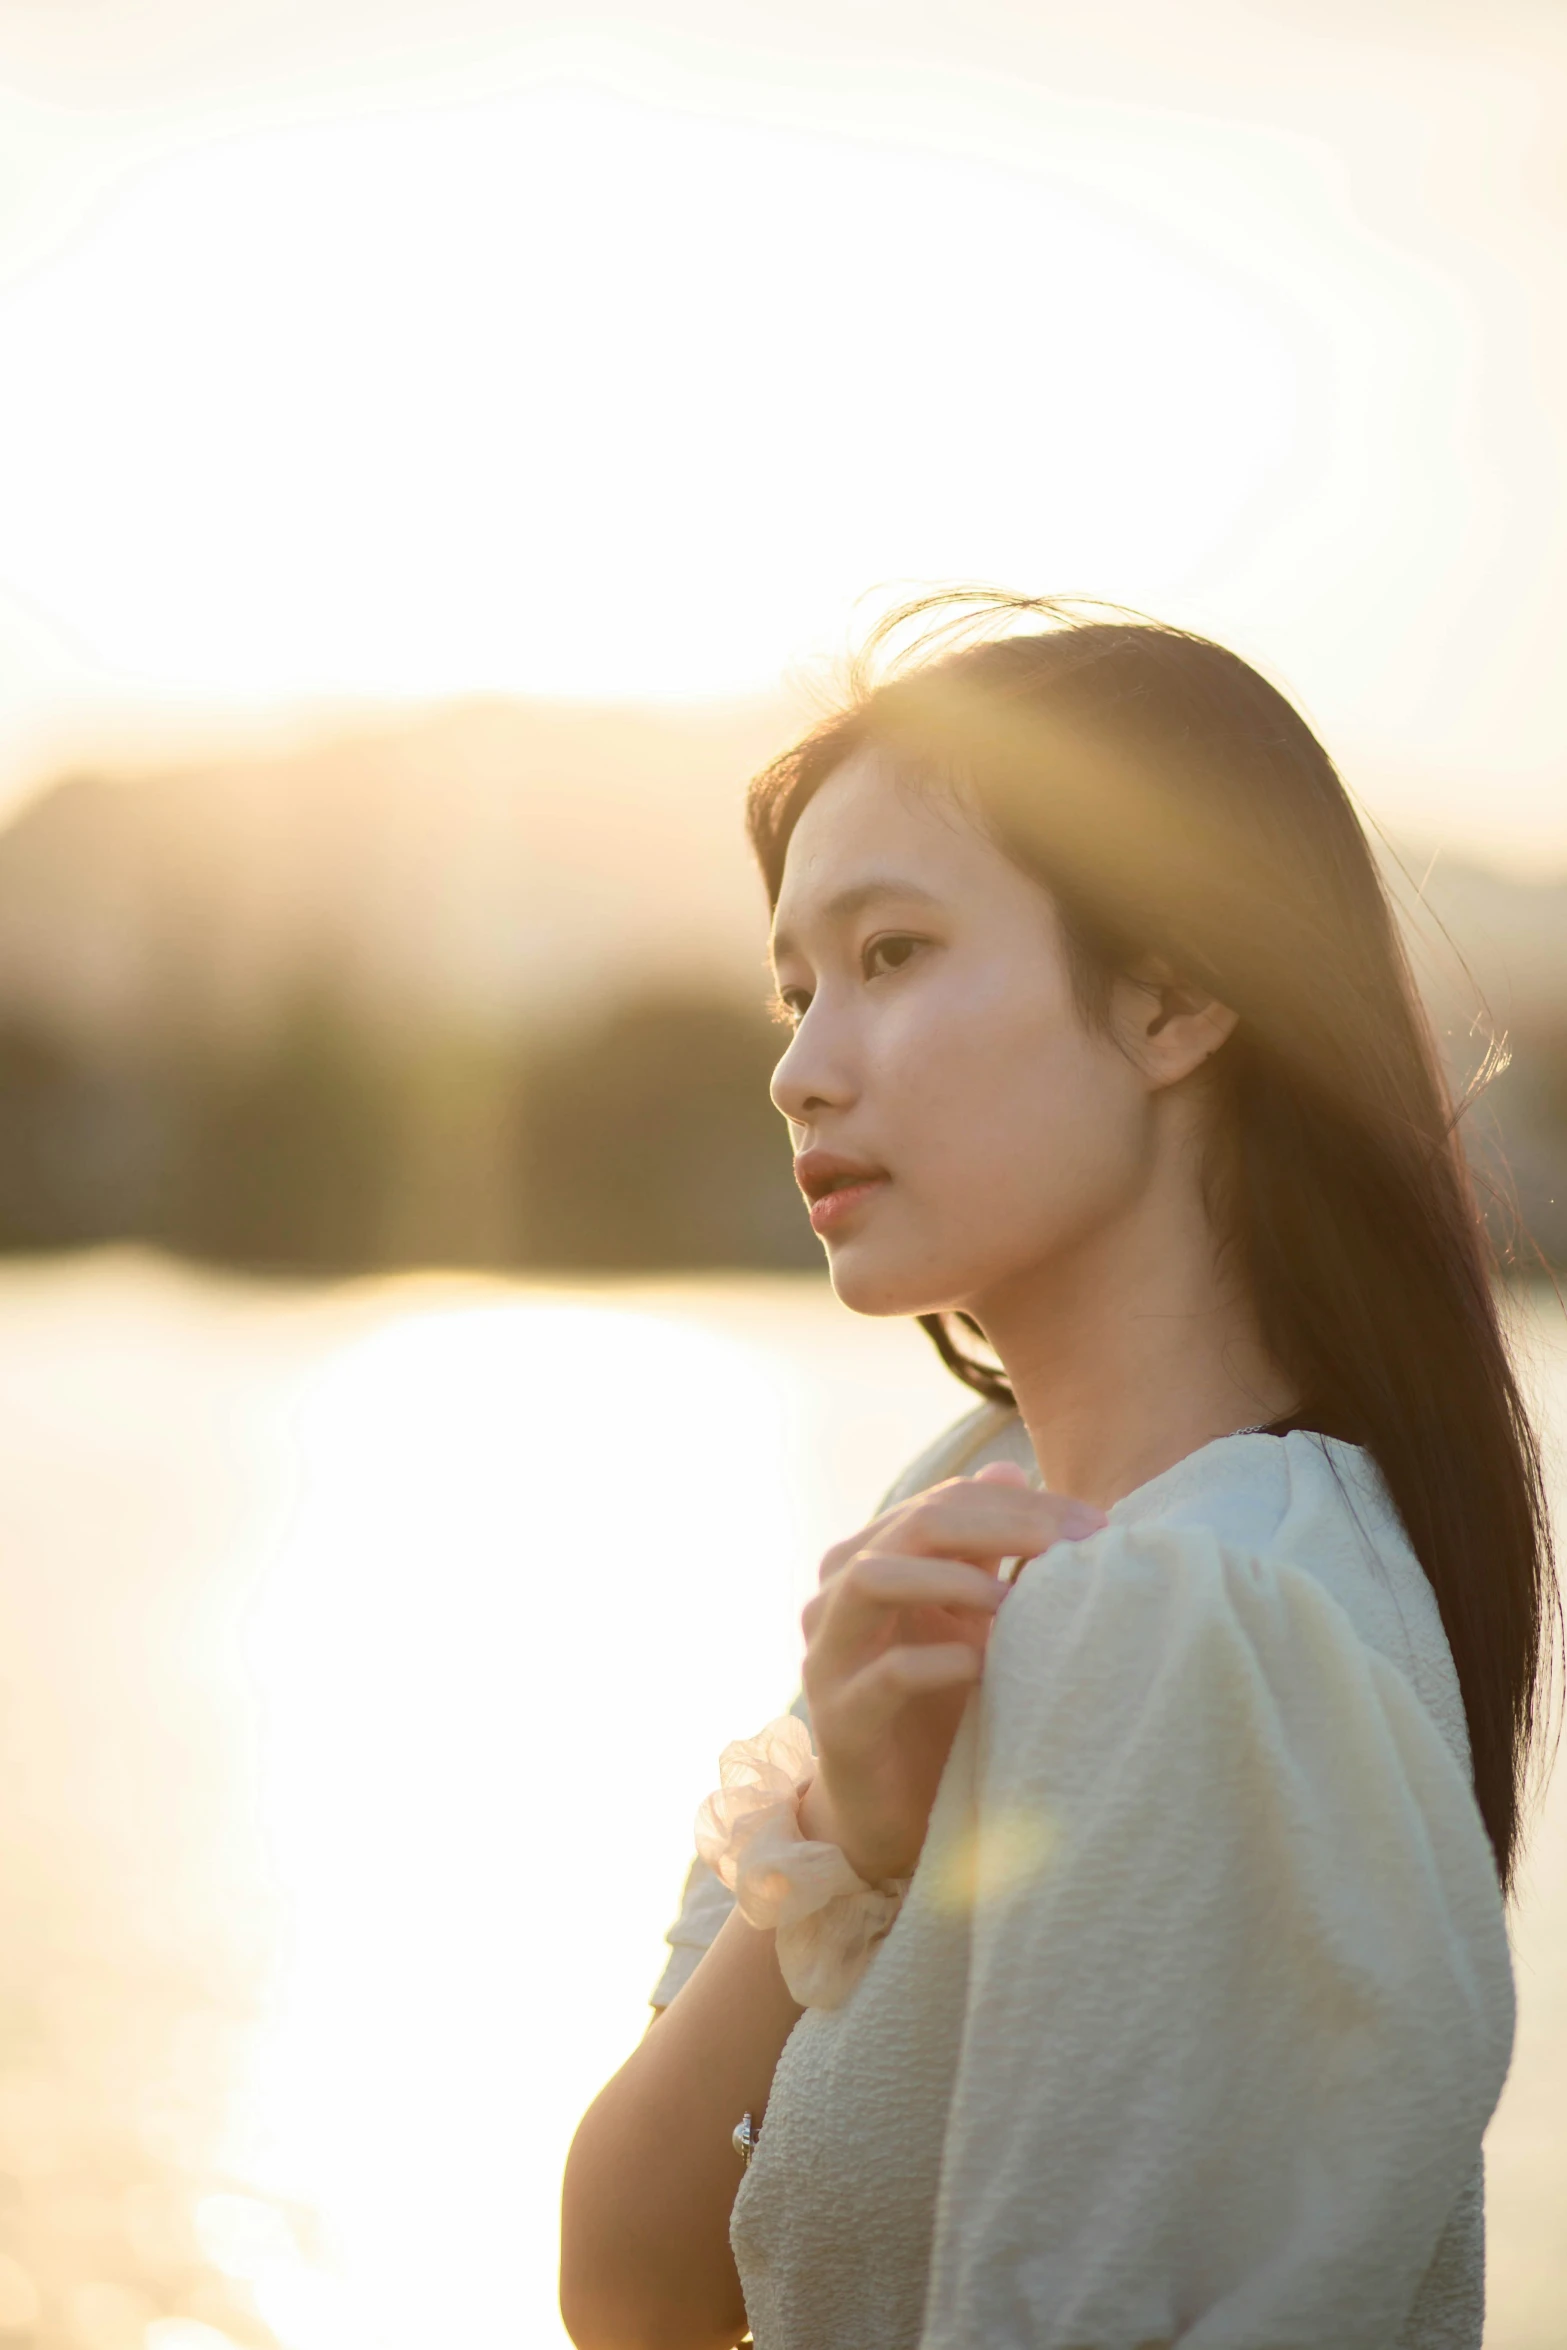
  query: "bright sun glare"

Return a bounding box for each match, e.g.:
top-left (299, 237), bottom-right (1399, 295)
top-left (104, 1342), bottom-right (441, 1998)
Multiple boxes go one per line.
top-left (0, 85), bottom-right (1295, 703)
top-left (0, 36), bottom-right (1562, 850)
top-left (235, 1295), bottom-right (807, 2348)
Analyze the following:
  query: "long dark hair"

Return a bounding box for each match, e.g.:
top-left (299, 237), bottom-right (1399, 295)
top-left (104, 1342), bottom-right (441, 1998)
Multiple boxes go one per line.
top-left (746, 594), bottom-right (1557, 1893)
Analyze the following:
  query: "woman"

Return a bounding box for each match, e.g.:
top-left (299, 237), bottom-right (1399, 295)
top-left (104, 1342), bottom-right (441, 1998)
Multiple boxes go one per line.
top-left (560, 599), bottom-right (1552, 2350)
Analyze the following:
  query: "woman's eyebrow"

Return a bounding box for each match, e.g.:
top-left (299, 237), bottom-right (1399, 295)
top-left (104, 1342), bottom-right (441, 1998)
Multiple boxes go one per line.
top-left (770, 877), bottom-right (943, 967)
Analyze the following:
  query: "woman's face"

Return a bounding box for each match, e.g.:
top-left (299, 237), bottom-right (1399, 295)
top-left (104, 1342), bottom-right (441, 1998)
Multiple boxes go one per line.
top-left (769, 748), bottom-right (1158, 1320)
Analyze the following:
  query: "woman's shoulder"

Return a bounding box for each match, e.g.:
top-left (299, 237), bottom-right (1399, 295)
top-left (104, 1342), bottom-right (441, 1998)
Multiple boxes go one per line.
top-left (1001, 1429), bottom-right (1472, 1777)
top-left (874, 1400), bottom-right (1035, 1512)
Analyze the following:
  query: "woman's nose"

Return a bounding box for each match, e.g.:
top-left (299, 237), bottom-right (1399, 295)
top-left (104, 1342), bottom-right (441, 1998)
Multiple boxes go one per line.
top-left (770, 1011), bottom-right (855, 1123)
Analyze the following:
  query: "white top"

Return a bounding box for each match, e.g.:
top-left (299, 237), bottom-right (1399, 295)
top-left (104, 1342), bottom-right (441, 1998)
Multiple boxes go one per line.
top-left (659, 1409), bottom-right (1516, 2350)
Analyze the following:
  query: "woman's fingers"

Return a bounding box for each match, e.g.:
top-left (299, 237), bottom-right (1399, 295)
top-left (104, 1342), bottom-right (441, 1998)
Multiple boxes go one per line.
top-left (877, 1481), bottom-right (1107, 1560)
top-left (831, 1643), bottom-right (983, 1742)
top-left (808, 1480), bottom-right (1110, 1669)
top-left (821, 1479), bottom-right (1107, 1588)
top-left (802, 1551), bottom-right (1006, 1654)
top-left (796, 1469), bottom-right (1107, 1883)
top-left (800, 1474), bottom-right (1113, 1860)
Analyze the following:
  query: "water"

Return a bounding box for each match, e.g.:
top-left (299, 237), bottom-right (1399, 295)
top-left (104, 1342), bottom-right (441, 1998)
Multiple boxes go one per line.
top-left (0, 1253), bottom-right (1559, 2349)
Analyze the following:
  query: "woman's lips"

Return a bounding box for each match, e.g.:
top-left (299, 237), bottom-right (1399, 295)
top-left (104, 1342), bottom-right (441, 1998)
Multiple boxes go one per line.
top-left (807, 1176), bottom-right (889, 1236)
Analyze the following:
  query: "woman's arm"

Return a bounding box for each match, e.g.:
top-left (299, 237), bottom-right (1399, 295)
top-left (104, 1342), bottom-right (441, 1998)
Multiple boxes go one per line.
top-left (561, 1466), bottom-right (1098, 2348)
top-left (560, 1906), bottom-right (801, 2350)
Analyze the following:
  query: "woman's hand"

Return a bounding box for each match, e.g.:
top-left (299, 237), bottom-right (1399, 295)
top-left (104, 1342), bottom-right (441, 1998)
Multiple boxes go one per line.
top-left (796, 1463), bottom-right (1108, 1886)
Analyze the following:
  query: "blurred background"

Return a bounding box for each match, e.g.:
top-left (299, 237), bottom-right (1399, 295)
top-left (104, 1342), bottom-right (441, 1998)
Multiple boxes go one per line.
top-left (0, 0), bottom-right (1562, 2344)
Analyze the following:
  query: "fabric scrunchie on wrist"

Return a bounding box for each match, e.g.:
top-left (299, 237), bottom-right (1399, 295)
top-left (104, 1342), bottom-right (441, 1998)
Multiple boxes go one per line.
top-left (695, 1714), bottom-right (909, 2011)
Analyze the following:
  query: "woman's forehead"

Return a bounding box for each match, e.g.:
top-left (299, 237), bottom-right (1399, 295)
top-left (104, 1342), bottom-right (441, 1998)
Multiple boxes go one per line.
top-left (771, 754), bottom-right (1010, 955)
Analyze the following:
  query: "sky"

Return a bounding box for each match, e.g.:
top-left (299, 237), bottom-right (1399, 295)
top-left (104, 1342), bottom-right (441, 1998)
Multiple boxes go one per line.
top-left (0, 0), bottom-right (1564, 866)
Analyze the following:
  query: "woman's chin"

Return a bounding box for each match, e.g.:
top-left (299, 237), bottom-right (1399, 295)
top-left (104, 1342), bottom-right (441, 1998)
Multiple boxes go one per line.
top-left (825, 1242), bottom-right (952, 1322)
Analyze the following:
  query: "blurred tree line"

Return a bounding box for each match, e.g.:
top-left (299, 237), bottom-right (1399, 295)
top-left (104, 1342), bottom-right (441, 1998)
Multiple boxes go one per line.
top-left (0, 983), bottom-right (822, 1275)
top-left (0, 976), bottom-right (1560, 1276)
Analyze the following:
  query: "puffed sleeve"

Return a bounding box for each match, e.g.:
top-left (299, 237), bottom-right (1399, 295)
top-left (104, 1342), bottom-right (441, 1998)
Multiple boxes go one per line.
top-left (648, 1686), bottom-right (816, 2008)
top-left (918, 1524), bottom-right (1515, 2350)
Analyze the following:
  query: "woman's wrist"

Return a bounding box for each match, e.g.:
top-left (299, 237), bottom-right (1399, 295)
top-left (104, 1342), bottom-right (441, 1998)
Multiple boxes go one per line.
top-left (694, 1718), bottom-right (910, 2008)
top-left (794, 1770), bottom-right (838, 1850)
top-left (797, 1771), bottom-right (903, 1891)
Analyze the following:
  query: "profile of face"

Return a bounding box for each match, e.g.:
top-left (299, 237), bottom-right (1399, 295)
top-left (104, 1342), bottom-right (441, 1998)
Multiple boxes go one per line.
top-left (768, 749), bottom-right (1235, 1323)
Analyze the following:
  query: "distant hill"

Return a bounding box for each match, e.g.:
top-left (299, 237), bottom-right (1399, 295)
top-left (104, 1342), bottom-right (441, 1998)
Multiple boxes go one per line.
top-left (0, 697), bottom-right (1560, 1046)
top-left (1396, 851), bottom-right (1567, 1033)
top-left (0, 696), bottom-right (803, 1051)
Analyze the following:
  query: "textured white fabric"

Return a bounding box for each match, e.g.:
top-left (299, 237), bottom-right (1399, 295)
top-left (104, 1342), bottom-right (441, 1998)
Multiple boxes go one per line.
top-left (726, 1427), bottom-right (1514, 2350)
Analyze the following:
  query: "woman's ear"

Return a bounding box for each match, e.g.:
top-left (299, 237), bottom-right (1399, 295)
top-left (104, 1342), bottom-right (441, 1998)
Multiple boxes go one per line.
top-left (1112, 958), bottom-right (1239, 1090)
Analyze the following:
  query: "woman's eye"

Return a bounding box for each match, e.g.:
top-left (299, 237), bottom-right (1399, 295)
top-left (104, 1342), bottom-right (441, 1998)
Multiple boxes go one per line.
top-left (771, 986), bottom-right (811, 1026)
top-left (863, 933), bottom-right (924, 980)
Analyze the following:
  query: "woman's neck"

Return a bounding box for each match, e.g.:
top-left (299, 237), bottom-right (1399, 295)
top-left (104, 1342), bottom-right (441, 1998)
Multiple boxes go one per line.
top-left (971, 1182), bottom-right (1297, 1515)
